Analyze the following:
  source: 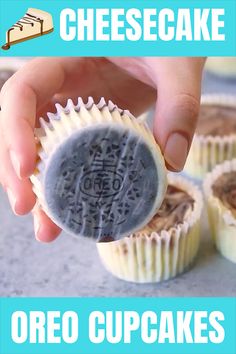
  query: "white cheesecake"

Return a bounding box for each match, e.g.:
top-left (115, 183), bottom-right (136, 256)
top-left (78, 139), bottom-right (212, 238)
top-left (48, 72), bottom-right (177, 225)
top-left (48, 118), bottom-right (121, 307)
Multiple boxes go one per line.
top-left (2, 8), bottom-right (53, 50)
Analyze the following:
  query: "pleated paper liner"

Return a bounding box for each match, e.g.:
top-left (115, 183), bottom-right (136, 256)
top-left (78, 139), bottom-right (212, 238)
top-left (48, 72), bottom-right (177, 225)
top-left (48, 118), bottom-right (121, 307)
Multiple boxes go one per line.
top-left (97, 174), bottom-right (203, 283)
top-left (203, 159), bottom-right (236, 263)
top-left (184, 94), bottom-right (236, 179)
top-left (31, 97), bottom-right (167, 241)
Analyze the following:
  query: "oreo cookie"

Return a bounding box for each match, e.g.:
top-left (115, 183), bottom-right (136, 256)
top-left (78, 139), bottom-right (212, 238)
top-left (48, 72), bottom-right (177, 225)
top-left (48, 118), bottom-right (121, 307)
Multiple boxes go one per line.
top-left (31, 98), bottom-right (167, 241)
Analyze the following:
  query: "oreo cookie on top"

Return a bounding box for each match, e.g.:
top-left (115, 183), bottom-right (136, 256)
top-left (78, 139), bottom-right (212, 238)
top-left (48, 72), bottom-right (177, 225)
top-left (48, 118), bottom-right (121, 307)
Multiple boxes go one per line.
top-left (31, 97), bottom-right (167, 242)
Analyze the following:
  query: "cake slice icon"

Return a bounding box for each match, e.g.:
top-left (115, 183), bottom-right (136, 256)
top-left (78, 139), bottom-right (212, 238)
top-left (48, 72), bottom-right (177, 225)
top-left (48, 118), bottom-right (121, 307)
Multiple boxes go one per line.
top-left (2, 8), bottom-right (54, 50)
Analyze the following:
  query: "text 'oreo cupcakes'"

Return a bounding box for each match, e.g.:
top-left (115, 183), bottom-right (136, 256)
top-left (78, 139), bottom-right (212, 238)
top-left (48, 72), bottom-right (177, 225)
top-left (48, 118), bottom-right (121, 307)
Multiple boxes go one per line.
top-left (97, 175), bottom-right (203, 283)
top-left (204, 159), bottom-right (236, 263)
top-left (185, 95), bottom-right (236, 179)
top-left (31, 97), bottom-right (167, 242)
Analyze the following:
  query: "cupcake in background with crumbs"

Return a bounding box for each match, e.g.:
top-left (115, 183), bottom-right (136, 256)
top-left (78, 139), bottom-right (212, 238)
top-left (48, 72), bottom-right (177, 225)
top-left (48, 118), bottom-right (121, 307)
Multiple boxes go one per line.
top-left (203, 159), bottom-right (236, 264)
top-left (97, 174), bottom-right (203, 283)
top-left (184, 95), bottom-right (236, 179)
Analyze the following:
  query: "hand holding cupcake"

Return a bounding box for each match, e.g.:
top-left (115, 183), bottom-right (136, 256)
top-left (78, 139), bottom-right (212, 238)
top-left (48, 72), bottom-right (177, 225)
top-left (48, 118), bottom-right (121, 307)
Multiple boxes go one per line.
top-left (0, 57), bottom-right (205, 241)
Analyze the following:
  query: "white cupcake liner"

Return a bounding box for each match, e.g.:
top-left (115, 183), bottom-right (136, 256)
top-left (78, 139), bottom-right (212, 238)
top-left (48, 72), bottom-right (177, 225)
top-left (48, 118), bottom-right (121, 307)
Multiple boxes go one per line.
top-left (185, 94), bottom-right (236, 179)
top-left (97, 174), bottom-right (203, 283)
top-left (31, 97), bottom-right (167, 240)
top-left (203, 159), bottom-right (236, 263)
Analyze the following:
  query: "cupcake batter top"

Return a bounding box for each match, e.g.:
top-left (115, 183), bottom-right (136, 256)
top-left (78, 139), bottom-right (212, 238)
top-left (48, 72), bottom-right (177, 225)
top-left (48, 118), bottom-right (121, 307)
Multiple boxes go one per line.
top-left (196, 104), bottom-right (236, 136)
top-left (212, 171), bottom-right (236, 215)
top-left (0, 69), bottom-right (15, 90)
top-left (138, 185), bottom-right (194, 234)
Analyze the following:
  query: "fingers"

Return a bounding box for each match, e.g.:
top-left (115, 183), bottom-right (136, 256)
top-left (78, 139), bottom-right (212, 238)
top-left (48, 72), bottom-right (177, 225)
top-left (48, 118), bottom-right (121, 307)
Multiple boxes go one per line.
top-left (0, 131), bottom-right (36, 215)
top-left (0, 127), bottom-right (61, 240)
top-left (32, 205), bottom-right (61, 242)
top-left (0, 58), bottom-right (66, 179)
top-left (0, 58), bottom-right (90, 242)
top-left (151, 58), bottom-right (205, 171)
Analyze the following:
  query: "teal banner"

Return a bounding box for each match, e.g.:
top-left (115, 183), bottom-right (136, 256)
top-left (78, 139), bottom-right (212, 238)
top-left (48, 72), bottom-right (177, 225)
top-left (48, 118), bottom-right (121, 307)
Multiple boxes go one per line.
top-left (0, 297), bottom-right (235, 354)
top-left (0, 0), bottom-right (236, 56)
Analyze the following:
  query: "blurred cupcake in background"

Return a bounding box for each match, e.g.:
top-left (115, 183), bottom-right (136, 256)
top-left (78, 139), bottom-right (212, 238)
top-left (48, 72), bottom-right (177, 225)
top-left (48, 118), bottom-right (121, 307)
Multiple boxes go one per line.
top-left (203, 159), bottom-right (236, 263)
top-left (184, 95), bottom-right (236, 179)
top-left (205, 57), bottom-right (236, 79)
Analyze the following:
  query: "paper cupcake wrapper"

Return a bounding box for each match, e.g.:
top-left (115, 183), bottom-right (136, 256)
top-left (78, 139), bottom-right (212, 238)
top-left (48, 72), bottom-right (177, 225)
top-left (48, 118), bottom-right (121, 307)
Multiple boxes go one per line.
top-left (184, 94), bottom-right (236, 179)
top-left (203, 159), bottom-right (236, 263)
top-left (31, 97), bottom-right (167, 241)
top-left (97, 174), bottom-right (203, 283)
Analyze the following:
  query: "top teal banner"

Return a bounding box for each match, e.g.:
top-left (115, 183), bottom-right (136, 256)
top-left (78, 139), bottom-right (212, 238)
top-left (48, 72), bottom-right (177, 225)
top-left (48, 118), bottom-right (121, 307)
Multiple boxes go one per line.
top-left (0, 0), bottom-right (236, 56)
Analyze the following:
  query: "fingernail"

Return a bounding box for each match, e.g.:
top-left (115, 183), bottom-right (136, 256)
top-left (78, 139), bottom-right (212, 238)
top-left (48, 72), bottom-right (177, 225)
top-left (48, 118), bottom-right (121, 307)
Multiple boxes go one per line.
top-left (33, 215), bottom-right (41, 241)
top-left (10, 150), bottom-right (21, 179)
top-left (6, 188), bottom-right (18, 215)
top-left (164, 132), bottom-right (189, 171)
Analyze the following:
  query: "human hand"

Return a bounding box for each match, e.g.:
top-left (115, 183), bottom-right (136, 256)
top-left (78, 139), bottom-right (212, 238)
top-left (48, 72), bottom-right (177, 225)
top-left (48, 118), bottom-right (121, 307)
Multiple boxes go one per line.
top-left (0, 57), bottom-right (205, 242)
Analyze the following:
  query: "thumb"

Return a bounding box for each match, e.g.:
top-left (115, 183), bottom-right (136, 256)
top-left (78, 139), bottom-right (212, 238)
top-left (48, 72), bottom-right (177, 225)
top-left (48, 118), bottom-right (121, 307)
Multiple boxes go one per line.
top-left (153, 59), bottom-right (204, 172)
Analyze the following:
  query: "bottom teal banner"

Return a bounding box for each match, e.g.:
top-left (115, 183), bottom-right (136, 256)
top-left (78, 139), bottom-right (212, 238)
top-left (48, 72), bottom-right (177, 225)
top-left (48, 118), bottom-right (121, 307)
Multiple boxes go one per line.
top-left (0, 297), bottom-right (235, 354)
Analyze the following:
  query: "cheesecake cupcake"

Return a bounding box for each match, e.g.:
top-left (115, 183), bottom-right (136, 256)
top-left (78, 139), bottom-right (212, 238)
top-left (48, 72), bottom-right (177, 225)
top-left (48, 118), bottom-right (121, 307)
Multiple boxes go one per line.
top-left (185, 95), bottom-right (236, 179)
top-left (97, 174), bottom-right (203, 283)
top-left (31, 97), bottom-right (167, 242)
top-left (203, 159), bottom-right (236, 263)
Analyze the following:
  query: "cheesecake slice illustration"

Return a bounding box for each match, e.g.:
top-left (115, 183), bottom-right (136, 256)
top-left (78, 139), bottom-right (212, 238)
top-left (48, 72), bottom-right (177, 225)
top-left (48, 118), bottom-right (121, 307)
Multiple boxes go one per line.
top-left (2, 8), bottom-right (54, 50)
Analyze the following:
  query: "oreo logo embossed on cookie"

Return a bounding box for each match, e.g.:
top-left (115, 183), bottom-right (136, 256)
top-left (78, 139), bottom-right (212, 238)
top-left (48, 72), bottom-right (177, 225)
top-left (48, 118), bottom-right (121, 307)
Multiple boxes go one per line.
top-left (31, 98), bottom-right (167, 242)
top-left (81, 170), bottom-right (123, 197)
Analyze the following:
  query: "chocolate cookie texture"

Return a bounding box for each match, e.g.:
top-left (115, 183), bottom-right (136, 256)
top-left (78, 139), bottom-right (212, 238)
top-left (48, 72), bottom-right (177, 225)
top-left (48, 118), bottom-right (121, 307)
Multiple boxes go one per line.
top-left (31, 98), bottom-right (167, 241)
